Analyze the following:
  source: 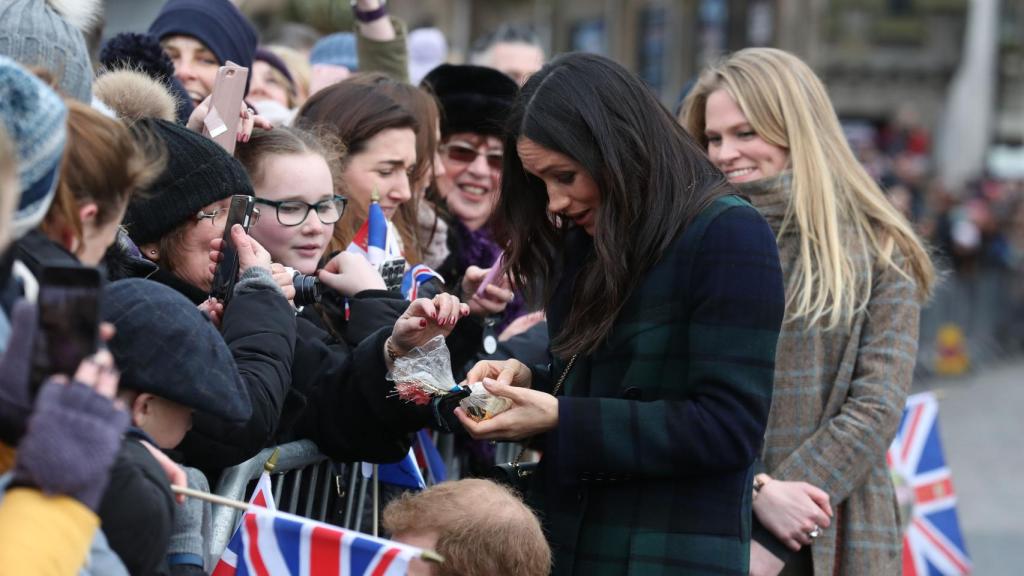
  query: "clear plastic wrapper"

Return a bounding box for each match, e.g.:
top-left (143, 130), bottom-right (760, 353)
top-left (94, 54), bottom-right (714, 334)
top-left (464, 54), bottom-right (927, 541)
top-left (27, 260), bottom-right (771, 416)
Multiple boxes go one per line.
top-left (459, 381), bottom-right (513, 422)
top-left (387, 335), bottom-right (461, 405)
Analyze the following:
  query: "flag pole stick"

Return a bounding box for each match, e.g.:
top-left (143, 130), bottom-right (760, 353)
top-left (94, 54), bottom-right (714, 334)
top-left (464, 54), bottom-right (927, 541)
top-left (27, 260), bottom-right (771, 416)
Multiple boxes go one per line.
top-left (172, 485), bottom-right (249, 511)
top-left (372, 463), bottom-right (380, 537)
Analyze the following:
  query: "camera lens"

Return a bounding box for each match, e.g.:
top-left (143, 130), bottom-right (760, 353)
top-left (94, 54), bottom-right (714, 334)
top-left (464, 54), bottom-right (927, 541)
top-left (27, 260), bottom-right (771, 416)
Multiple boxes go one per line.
top-left (292, 272), bottom-right (322, 307)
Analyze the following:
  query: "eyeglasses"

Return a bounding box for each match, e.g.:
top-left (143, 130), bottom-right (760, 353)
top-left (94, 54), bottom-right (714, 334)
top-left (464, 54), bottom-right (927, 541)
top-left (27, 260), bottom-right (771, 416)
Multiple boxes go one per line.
top-left (253, 195), bottom-right (348, 227)
top-left (441, 142), bottom-right (504, 171)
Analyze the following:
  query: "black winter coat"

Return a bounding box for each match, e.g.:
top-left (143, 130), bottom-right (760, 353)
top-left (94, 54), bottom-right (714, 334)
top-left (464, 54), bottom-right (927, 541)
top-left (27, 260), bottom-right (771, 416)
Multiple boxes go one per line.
top-left (98, 433), bottom-right (175, 576)
top-left (105, 238), bottom-right (297, 477)
top-left (279, 291), bottom-right (433, 463)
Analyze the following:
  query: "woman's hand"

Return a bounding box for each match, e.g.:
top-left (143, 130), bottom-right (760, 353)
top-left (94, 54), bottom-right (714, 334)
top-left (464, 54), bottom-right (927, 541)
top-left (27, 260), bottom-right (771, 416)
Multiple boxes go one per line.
top-left (461, 266), bottom-right (515, 318)
top-left (499, 311), bottom-right (545, 342)
top-left (753, 478), bottom-right (833, 550)
top-left (749, 541), bottom-right (786, 576)
top-left (465, 358), bottom-right (533, 389)
top-left (454, 379), bottom-right (558, 440)
top-left (186, 96), bottom-right (272, 143)
top-left (317, 252), bottom-right (386, 297)
top-left (208, 225), bottom-right (273, 277)
top-left (390, 293), bottom-right (469, 356)
top-left (271, 263), bottom-right (296, 303)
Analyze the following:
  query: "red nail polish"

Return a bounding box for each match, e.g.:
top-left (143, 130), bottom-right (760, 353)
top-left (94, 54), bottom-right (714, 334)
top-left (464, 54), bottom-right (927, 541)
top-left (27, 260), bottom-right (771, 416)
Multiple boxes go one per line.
top-left (420, 319), bottom-right (427, 328)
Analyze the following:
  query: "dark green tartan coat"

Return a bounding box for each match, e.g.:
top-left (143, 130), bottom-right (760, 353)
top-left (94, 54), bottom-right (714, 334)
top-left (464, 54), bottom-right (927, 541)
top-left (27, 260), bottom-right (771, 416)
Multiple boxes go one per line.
top-left (528, 196), bottom-right (785, 575)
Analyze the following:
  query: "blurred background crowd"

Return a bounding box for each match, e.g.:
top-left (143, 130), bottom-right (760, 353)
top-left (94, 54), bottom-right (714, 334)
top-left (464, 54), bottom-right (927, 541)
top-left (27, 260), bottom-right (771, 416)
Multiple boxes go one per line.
top-left (96, 0), bottom-right (1024, 375)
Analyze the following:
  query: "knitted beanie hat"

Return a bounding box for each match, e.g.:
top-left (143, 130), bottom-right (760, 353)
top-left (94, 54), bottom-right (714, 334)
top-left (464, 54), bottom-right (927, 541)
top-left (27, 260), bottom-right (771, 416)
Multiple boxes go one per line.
top-left (148, 0), bottom-right (258, 80)
top-left (309, 32), bottom-right (358, 71)
top-left (422, 64), bottom-right (518, 138)
top-left (99, 32), bottom-right (196, 124)
top-left (0, 0), bottom-right (100, 103)
top-left (0, 55), bottom-right (67, 240)
top-left (123, 119), bottom-right (253, 245)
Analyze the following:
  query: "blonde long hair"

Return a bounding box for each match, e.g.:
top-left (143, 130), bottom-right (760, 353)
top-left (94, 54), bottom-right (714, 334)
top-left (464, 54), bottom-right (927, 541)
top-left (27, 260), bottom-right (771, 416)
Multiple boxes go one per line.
top-left (681, 47), bottom-right (934, 329)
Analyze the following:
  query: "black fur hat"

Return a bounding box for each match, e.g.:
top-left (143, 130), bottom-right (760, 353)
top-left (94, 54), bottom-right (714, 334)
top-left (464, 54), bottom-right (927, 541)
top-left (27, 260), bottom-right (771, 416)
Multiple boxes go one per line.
top-left (422, 64), bottom-right (518, 138)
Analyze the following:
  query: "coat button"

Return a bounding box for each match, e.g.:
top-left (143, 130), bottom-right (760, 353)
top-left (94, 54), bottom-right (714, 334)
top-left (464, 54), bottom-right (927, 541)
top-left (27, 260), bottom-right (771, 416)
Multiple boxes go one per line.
top-left (621, 387), bottom-right (642, 400)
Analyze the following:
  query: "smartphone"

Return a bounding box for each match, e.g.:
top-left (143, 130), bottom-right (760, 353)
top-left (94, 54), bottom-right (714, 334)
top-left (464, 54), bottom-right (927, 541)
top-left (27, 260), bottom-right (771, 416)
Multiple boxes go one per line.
top-left (202, 61), bottom-right (249, 155)
top-left (30, 266), bottom-right (102, 394)
top-left (209, 195), bottom-right (257, 306)
top-left (475, 251), bottom-right (505, 298)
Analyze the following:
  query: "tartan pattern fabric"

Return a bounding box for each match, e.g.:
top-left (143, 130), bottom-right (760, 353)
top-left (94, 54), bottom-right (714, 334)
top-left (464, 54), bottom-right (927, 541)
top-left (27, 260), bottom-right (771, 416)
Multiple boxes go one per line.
top-left (535, 196), bottom-right (785, 575)
top-left (742, 175), bottom-right (922, 576)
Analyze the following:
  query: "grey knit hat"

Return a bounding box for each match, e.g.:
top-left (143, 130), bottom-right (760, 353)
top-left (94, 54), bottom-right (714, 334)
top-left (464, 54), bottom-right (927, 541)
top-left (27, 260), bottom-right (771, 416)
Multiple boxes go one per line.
top-left (0, 55), bottom-right (67, 240)
top-left (0, 0), bottom-right (100, 103)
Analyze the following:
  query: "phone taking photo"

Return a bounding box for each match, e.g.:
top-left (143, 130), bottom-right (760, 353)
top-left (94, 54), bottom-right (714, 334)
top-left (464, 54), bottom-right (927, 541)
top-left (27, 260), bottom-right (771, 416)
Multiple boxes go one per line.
top-left (30, 266), bottom-right (102, 394)
top-left (202, 61), bottom-right (249, 155)
top-left (475, 251), bottom-right (505, 298)
top-left (209, 195), bottom-right (257, 306)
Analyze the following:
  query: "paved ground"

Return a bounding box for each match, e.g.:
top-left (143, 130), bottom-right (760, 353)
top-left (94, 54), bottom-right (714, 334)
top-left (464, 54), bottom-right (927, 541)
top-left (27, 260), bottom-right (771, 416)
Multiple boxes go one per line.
top-left (913, 360), bottom-right (1024, 574)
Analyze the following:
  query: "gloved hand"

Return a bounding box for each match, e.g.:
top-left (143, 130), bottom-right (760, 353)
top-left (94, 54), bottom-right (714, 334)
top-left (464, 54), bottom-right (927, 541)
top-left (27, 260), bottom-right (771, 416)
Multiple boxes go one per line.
top-left (0, 300), bottom-right (40, 444)
top-left (431, 386), bottom-right (471, 433)
top-left (13, 351), bottom-right (129, 512)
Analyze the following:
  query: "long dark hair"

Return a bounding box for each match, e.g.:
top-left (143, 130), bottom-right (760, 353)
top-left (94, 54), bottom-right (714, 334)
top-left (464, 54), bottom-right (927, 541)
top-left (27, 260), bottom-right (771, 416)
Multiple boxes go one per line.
top-left (297, 81), bottom-right (422, 261)
top-left (496, 53), bottom-right (729, 357)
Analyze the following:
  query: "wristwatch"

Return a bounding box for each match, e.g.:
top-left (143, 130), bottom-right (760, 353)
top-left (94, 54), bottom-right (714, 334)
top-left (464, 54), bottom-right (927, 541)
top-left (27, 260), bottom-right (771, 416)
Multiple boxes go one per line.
top-left (351, 0), bottom-right (388, 23)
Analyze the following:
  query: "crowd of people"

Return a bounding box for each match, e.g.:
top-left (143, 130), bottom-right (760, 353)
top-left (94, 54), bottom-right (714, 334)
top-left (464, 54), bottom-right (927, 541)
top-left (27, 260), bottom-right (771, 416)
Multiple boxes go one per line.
top-left (0, 1), bottom-right (942, 575)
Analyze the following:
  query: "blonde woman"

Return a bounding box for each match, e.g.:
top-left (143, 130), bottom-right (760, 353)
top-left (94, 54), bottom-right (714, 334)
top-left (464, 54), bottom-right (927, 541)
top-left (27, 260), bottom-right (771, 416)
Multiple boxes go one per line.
top-left (681, 47), bottom-right (934, 576)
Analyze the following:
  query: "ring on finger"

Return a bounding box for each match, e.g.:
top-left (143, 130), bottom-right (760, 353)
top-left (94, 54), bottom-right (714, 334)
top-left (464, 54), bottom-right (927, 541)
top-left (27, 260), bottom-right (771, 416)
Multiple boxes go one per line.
top-left (807, 525), bottom-right (821, 539)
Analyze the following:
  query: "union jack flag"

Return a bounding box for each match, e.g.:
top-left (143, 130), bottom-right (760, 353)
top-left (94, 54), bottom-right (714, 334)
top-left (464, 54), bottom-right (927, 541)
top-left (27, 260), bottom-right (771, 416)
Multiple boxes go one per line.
top-left (212, 471), bottom-right (276, 576)
top-left (888, 392), bottom-right (972, 576)
top-left (401, 264), bottom-right (444, 301)
top-left (224, 507), bottom-right (420, 576)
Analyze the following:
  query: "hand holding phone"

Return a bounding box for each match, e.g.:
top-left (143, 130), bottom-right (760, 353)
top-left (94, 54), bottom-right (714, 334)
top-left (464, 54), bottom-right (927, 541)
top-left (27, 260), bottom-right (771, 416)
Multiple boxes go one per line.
top-left (202, 62), bottom-right (249, 155)
top-left (475, 251), bottom-right (505, 298)
top-left (30, 266), bottom-right (102, 395)
top-left (209, 195), bottom-right (257, 306)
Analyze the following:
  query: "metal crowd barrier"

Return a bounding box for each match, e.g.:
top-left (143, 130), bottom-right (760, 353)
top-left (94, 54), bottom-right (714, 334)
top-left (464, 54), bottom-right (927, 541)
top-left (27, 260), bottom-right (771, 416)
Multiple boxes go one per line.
top-left (208, 440), bottom-right (347, 561)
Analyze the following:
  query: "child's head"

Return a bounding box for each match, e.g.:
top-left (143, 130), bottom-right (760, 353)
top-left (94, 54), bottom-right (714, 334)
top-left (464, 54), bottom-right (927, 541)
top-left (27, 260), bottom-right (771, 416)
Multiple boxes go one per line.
top-left (383, 479), bottom-right (550, 576)
top-left (235, 127), bottom-right (344, 274)
top-left (117, 389), bottom-right (193, 449)
top-left (102, 278), bottom-right (251, 449)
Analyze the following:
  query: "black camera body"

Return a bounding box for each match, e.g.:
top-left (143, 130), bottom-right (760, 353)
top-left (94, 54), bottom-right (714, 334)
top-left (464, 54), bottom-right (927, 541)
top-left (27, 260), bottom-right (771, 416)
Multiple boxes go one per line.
top-left (289, 269), bottom-right (322, 307)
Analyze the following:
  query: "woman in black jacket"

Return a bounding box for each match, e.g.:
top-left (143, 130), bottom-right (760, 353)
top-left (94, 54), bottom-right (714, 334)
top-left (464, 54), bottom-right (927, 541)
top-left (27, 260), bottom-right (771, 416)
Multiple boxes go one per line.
top-left (115, 118), bottom-right (468, 475)
top-left (235, 126), bottom-right (467, 461)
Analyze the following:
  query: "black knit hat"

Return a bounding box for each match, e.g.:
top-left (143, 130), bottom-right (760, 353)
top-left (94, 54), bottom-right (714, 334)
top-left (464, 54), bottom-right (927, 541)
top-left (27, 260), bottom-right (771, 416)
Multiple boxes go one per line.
top-left (422, 64), bottom-right (518, 138)
top-left (102, 278), bottom-right (251, 423)
top-left (124, 119), bottom-right (253, 245)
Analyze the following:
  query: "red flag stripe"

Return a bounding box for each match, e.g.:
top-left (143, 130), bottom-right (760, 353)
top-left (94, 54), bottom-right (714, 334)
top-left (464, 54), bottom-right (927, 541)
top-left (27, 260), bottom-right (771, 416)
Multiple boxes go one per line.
top-left (371, 548), bottom-right (403, 576)
top-left (902, 541), bottom-right (918, 576)
top-left (243, 514), bottom-right (271, 576)
top-left (912, 517), bottom-right (971, 574)
top-left (914, 477), bottom-right (955, 507)
top-left (310, 526), bottom-right (343, 574)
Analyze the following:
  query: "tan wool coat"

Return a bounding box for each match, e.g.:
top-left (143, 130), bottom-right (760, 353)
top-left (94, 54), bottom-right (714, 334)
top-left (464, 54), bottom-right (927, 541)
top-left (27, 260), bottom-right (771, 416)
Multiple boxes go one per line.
top-left (743, 175), bottom-right (921, 576)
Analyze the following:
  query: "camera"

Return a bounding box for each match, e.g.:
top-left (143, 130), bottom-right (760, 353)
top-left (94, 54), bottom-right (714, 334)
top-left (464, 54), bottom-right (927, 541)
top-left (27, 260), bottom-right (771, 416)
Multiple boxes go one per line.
top-left (284, 267), bottom-right (322, 307)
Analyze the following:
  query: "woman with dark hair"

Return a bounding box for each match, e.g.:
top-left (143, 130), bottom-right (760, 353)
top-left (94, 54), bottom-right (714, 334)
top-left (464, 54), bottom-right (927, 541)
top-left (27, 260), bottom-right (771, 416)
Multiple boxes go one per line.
top-left (456, 53), bottom-right (786, 575)
top-left (298, 80), bottom-right (422, 261)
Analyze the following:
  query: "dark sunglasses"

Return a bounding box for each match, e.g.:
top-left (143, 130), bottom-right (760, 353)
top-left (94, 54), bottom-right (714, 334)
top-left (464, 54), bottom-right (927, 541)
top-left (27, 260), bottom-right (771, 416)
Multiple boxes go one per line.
top-left (441, 142), bottom-right (503, 171)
